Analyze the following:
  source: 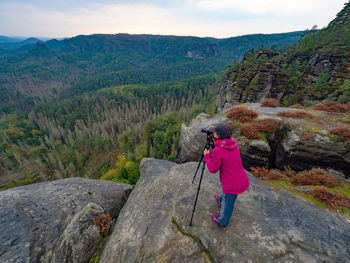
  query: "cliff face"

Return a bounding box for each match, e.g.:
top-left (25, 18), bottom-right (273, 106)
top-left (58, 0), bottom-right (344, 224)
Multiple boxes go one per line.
top-left (217, 2), bottom-right (350, 110)
top-left (100, 158), bottom-right (350, 263)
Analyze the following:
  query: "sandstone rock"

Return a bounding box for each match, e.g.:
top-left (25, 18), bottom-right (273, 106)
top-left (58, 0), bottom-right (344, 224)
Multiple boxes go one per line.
top-left (178, 104), bottom-right (350, 178)
top-left (0, 178), bottom-right (132, 263)
top-left (177, 113), bottom-right (227, 163)
top-left (241, 140), bottom-right (271, 168)
top-left (276, 130), bottom-right (350, 177)
top-left (100, 158), bottom-right (350, 263)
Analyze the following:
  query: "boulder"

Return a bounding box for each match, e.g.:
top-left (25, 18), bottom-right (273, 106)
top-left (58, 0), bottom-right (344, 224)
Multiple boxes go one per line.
top-left (177, 113), bottom-right (227, 163)
top-left (100, 158), bottom-right (350, 263)
top-left (0, 178), bottom-right (132, 263)
top-left (276, 130), bottom-right (350, 177)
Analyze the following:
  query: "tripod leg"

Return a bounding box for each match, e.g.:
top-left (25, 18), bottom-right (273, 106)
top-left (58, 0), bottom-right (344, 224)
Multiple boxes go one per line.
top-left (192, 154), bottom-right (204, 184)
top-left (192, 144), bottom-right (208, 183)
top-left (189, 160), bottom-right (206, 226)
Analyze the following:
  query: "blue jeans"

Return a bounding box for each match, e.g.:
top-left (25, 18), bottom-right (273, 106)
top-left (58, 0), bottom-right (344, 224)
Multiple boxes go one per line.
top-left (218, 193), bottom-right (238, 227)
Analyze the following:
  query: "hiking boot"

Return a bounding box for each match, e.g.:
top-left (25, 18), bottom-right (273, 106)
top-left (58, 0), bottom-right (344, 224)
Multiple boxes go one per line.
top-left (211, 214), bottom-right (226, 230)
top-left (215, 194), bottom-right (221, 207)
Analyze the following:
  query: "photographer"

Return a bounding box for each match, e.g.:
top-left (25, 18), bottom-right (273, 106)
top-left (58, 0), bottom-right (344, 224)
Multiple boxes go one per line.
top-left (203, 123), bottom-right (249, 229)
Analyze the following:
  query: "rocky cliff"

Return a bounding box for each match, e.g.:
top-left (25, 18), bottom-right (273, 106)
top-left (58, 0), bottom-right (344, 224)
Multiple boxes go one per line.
top-left (100, 158), bottom-right (350, 263)
top-left (217, 2), bottom-right (350, 109)
top-left (178, 103), bottom-right (350, 178)
top-left (0, 178), bottom-right (132, 263)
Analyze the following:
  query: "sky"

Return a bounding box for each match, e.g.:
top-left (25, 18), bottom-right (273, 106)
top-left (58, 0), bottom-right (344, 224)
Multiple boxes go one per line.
top-left (0, 0), bottom-right (348, 39)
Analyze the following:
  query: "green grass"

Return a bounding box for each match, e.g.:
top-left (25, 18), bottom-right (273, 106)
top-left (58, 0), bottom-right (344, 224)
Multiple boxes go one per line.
top-left (261, 177), bottom-right (350, 220)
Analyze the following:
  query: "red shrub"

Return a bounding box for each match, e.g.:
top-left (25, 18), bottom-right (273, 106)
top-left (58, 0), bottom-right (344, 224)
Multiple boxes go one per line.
top-left (250, 166), bottom-right (269, 178)
top-left (250, 167), bottom-right (284, 180)
top-left (241, 124), bottom-right (261, 139)
top-left (277, 111), bottom-right (314, 119)
top-left (290, 168), bottom-right (341, 188)
top-left (289, 104), bottom-right (304, 109)
top-left (314, 119), bottom-right (325, 125)
top-left (253, 118), bottom-right (282, 133)
top-left (227, 107), bottom-right (259, 123)
top-left (299, 133), bottom-right (315, 142)
top-left (313, 188), bottom-right (350, 208)
top-left (241, 118), bottom-right (282, 139)
top-left (267, 169), bottom-right (284, 180)
top-left (312, 102), bottom-right (350, 113)
top-left (261, 98), bottom-right (279, 107)
top-left (93, 214), bottom-right (112, 233)
top-left (330, 125), bottom-right (350, 141)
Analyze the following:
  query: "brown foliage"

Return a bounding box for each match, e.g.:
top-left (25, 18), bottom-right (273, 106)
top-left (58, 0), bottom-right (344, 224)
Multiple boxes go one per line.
top-left (253, 118), bottom-right (282, 133)
top-left (241, 118), bottom-right (282, 139)
top-left (313, 188), bottom-right (350, 208)
top-left (290, 168), bottom-right (341, 188)
top-left (227, 107), bottom-right (259, 123)
top-left (330, 125), bottom-right (350, 141)
top-left (93, 213), bottom-right (112, 233)
top-left (261, 98), bottom-right (279, 107)
top-left (312, 102), bottom-right (350, 113)
top-left (267, 169), bottom-right (284, 180)
top-left (313, 119), bottom-right (325, 125)
top-left (277, 111), bottom-right (314, 119)
top-left (250, 167), bottom-right (284, 180)
top-left (250, 166), bottom-right (269, 178)
top-left (299, 133), bottom-right (315, 142)
top-left (289, 104), bottom-right (304, 109)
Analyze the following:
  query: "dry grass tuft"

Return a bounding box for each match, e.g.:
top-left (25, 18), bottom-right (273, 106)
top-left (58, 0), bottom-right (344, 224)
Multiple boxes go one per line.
top-left (240, 118), bottom-right (282, 139)
top-left (299, 133), bottom-right (315, 142)
top-left (250, 167), bottom-right (284, 180)
top-left (261, 98), bottom-right (279, 107)
top-left (277, 111), bottom-right (314, 119)
top-left (289, 104), bottom-right (305, 109)
top-left (250, 167), bottom-right (269, 178)
top-left (227, 107), bottom-right (259, 123)
top-left (313, 188), bottom-right (350, 208)
top-left (330, 125), bottom-right (350, 141)
top-left (290, 168), bottom-right (341, 188)
top-left (241, 124), bottom-right (261, 139)
top-left (312, 102), bottom-right (350, 113)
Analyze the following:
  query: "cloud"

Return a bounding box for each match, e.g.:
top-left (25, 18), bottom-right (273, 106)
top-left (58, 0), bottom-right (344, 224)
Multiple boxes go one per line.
top-left (196, 0), bottom-right (346, 16)
top-left (0, 1), bottom-right (347, 38)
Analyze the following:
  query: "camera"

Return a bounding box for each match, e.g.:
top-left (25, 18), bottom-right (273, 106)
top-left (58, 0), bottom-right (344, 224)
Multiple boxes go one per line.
top-left (201, 127), bottom-right (215, 134)
top-left (201, 127), bottom-right (215, 150)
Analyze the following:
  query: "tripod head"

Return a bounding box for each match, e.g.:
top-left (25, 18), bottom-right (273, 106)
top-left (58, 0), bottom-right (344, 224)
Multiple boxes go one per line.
top-left (201, 127), bottom-right (215, 151)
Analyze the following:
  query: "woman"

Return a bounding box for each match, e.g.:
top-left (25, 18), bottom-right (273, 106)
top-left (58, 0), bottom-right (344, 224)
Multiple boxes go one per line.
top-left (204, 123), bottom-right (250, 228)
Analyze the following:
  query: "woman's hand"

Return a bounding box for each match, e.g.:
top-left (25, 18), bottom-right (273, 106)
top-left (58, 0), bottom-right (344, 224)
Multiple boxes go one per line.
top-left (204, 149), bottom-right (211, 155)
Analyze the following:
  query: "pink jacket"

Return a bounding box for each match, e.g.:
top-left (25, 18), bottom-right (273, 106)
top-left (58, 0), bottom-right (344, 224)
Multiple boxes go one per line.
top-left (204, 137), bottom-right (249, 194)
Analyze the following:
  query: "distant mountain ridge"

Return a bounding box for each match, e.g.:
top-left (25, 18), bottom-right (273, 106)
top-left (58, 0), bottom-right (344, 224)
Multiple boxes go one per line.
top-left (0, 31), bottom-right (302, 114)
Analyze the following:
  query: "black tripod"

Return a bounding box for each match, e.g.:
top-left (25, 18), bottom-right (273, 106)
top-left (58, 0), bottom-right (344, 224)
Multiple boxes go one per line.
top-left (189, 134), bottom-right (215, 226)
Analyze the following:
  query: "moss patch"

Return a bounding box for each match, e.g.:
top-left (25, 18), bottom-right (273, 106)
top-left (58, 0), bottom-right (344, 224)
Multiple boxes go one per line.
top-left (171, 217), bottom-right (196, 242)
top-left (171, 217), bottom-right (215, 262)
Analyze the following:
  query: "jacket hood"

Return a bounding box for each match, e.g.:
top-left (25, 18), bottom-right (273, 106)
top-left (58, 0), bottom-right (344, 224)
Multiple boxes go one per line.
top-left (214, 137), bottom-right (237, 151)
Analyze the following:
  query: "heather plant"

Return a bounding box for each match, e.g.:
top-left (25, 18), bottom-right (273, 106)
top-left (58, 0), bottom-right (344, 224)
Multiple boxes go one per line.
top-left (330, 125), bottom-right (350, 141)
top-left (312, 188), bottom-right (350, 209)
top-left (261, 98), bottom-right (279, 107)
top-left (227, 107), bottom-right (259, 123)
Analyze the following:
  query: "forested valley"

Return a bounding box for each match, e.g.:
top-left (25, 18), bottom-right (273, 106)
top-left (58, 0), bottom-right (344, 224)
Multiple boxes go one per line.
top-left (0, 32), bottom-right (303, 189)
